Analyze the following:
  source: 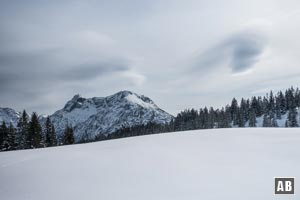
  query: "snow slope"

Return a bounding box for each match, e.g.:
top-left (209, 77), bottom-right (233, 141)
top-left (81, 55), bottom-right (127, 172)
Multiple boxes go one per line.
top-left (0, 128), bottom-right (299, 200)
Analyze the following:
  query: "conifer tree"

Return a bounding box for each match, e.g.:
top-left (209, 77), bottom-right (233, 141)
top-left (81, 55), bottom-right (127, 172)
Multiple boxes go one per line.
top-left (240, 98), bottom-right (249, 123)
top-left (286, 88), bottom-right (296, 110)
top-left (295, 88), bottom-right (300, 107)
top-left (237, 108), bottom-right (245, 127)
top-left (287, 108), bottom-right (298, 127)
top-left (225, 105), bottom-right (232, 127)
top-left (248, 109), bottom-right (256, 127)
top-left (275, 100), bottom-right (282, 119)
top-left (277, 91), bottom-right (286, 114)
top-left (250, 96), bottom-right (258, 116)
top-left (45, 116), bottom-right (57, 147)
top-left (262, 96), bottom-right (269, 115)
top-left (17, 110), bottom-right (29, 149)
top-left (269, 91), bottom-right (275, 113)
top-left (6, 122), bottom-right (16, 150)
top-left (263, 114), bottom-right (271, 127)
top-left (0, 122), bottom-right (4, 150)
top-left (256, 96), bottom-right (263, 116)
top-left (28, 112), bottom-right (43, 148)
top-left (207, 107), bottom-right (215, 128)
top-left (0, 122), bottom-right (15, 151)
top-left (0, 122), bottom-right (8, 150)
top-left (63, 125), bottom-right (75, 145)
top-left (231, 98), bottom-right (239, 126)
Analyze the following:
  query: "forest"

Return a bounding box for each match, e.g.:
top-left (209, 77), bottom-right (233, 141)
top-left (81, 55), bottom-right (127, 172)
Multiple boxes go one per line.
top-left (1, 86), bottom-right (300, 151)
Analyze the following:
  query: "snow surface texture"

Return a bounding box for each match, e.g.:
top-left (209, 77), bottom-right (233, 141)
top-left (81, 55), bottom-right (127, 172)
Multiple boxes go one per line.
top-left (0, 128), bottom-right (299, 200)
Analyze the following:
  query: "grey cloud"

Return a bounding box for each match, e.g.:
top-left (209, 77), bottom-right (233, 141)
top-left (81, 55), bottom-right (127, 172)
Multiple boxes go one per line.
top-left (226, 33), bottom-right (267, 72)
top-left (0, 45), bottom-right (132, 110)
top-left (192, 31), bottom-right (268, 73)
top-left (0, 9), bottom-right (142, 114)
top-left (1, 0), bottom-right (299, 116)
top-left (0, 50), bottom-right (130, 87)
top-left (59, 62), bottom-right (129, 81)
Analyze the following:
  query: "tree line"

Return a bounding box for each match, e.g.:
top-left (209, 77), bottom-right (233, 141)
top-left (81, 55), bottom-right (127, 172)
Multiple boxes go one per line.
top-left (169, 86), bottom-right (300, 130)
top-left (95, 86), bottom-right (300, 141)
top-left (2, 86), bottom-right (300, 150)
top-left (0, 111), bottom-right (75, 151)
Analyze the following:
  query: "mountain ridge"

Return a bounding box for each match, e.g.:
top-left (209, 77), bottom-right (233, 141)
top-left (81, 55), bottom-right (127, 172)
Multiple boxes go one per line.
top-left (0, 91), bottom-right (174, 140)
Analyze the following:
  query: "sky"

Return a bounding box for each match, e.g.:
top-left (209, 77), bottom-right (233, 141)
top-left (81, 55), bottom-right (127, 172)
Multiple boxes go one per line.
top-left (1, 0), bottom-right (300, 115)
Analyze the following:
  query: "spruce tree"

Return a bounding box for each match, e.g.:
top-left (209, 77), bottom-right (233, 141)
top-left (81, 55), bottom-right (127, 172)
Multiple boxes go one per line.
top-left (240, 98), bottom-right (249, 122)
top-left (17, 110), bottom-right (29, 149)
top-left (262, 97), bottom-right (269, 115)
top-left (45, 116), bottom-right (57, 147)
top-left (256, 96), bottom-right (263, 116)
top-left (231, 98), bottom-right (239, 126)
top-left (295, 88), bottom-right (300, 107)
top-left (287, 108), bottom-right (298, 127)
top-left (202, 107), bottom-right (209, 129)
top-left (250, 96), bottom-right (258, 116)
top-left (269, 91), bottom-right (275, 114)
top-left (207, 107), bottom-right (215, 128)
top-left (221, 108), bottom-right (231, 128)
top-left (237, 108), bottom-right (245, 127)
top-left (275, 101), bottom-right (282, 119)
top-left (7, 122), bottom-right (16, 150)
top-left (63, 125), bottom-right (75, 145)
top-left (198, 109), bottom-right (205, 129)
top-left (286, 88), bottom-right (296, 110)
top-left (28, 112), bottom-right (43, 148)
top-left (0, 122), bottom-right (15, 151)
top-left (225, 105), bottom-right (232, 127)
top-left (0, 122), bottom-right (8, 151)
top-left (277, 91), bottom-right (286, 114)
top-left (0, 122), bottom-right (4, 150)
top-left (248, 109), bottom-right (256, 127)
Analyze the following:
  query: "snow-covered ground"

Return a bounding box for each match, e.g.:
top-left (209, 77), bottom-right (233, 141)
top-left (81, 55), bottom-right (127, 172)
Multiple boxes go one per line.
top-left (0, 128), bottom-right (299, 200)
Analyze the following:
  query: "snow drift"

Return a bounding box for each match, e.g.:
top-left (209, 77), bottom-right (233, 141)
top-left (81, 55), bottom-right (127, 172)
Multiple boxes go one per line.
top-left (0, 128), bottom-right (299, 200)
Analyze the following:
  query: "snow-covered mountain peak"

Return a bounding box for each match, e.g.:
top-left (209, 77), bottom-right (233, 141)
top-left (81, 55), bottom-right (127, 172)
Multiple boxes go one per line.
top-left (63, 94), bottom-right (86, 112)
top-left (48, 91), bottom-right (173, 140)
top-left (0, 108), bottom-right (20, 127)
top-left (112, 90), bottom-right (133, 97)
top-left (125, 93), bottom-right (157, 109)
top-left (0, 91), bottom-right (173, 140)
top-left (105, 91), bottom-right (157, 109)
top-left (62, 91), bottom-right (157, 112)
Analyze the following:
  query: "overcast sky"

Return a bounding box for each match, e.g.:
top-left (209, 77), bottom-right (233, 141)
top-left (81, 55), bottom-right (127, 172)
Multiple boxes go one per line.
top-left (1, 0), bottom-right (300, 115)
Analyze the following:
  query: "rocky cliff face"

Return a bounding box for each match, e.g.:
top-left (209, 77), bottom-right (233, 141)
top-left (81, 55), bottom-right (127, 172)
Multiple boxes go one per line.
top-left (49, 91), bottom-right (173, 140)
top-left (0, 91), bottom-right (173, 140)
top-left (0, 108), bottom-right (20, 127)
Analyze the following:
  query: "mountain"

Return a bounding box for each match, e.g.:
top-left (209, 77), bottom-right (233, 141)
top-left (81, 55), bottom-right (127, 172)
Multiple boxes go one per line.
top-left (48, 91), bottom-right (173, 140)
top-left (0, 91), bottom-right (174, 140)
top-left (0, 108), bottom-right (20, 127)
